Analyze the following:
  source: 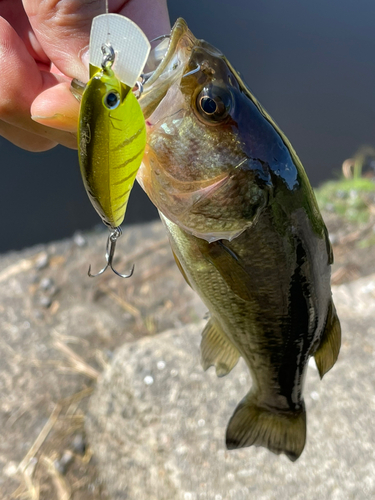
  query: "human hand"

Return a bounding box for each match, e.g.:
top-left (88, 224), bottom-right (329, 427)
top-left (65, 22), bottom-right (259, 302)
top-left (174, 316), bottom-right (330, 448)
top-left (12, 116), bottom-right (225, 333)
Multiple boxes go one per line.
top-left (0, 0), bottom-right (170, 151)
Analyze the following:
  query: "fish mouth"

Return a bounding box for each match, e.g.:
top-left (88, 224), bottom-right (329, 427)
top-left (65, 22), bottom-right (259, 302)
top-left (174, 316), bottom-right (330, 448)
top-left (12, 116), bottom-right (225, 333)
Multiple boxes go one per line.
top-left (144, 18), bottom-right (190, 85)
top-left (139, 18), bottom-right (196, 117)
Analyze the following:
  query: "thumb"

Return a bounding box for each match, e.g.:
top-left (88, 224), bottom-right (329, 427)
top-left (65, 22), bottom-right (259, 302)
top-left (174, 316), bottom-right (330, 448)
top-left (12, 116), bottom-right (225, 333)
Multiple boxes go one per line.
top-left (22, 0), bottom-right (107, 81)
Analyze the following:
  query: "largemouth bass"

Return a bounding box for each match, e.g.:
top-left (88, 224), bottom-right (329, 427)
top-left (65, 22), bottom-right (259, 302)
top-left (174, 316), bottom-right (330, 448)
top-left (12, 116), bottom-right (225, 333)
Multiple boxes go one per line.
top-left (137, 18), bottom-right (341, 461)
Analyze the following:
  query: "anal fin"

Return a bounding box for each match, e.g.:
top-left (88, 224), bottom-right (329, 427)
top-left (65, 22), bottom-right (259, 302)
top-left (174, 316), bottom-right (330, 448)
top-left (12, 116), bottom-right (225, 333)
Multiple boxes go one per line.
top-left (314, 300), bottom-right (341, 379)
top-left (200, 318), bottom-right (240, 377)
top-left (226, 392), bottom-right (306, 462)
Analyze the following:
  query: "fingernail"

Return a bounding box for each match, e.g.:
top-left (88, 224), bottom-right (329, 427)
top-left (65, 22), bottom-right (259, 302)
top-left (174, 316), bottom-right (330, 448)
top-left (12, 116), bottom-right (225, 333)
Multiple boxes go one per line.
top-left (32, 114), bottom-right (77, 133)
top-left (79, 45), bottom-right (90, 70)
top-left (31, 114), bottom-right (57, 122)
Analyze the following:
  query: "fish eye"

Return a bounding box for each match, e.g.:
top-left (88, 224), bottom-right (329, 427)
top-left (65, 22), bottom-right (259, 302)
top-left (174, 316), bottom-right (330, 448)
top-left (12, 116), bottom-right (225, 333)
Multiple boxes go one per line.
top-left (103, 91), bottom-right (120, 109)
top-left (196, 86), bottom-right (232, 123)
top-left (200, 96), bottom-right (218, 115)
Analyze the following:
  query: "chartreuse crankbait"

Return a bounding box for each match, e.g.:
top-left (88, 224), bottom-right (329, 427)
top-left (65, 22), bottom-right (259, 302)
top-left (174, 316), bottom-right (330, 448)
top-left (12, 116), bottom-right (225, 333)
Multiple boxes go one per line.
top-left (77, 14), bottom-right (150, 277)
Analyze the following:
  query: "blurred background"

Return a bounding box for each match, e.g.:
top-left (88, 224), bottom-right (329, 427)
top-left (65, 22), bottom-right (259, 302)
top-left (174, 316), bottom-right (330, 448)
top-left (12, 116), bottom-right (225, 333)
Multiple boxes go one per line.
top-left (1, 0), bottom-right (374, 253)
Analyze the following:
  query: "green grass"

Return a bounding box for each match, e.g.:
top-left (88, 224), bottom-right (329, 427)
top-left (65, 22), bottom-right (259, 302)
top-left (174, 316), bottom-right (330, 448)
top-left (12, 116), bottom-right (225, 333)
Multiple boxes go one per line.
top-left (315, 178), bottom-right (375, 224)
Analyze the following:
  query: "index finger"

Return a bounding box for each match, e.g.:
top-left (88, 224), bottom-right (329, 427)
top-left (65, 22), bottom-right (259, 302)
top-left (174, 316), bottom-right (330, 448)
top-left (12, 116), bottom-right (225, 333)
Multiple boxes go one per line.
top-left (23, 0), bottom-right (104, 82)
top-left (30, 0), bottom-right (170, 135)
top-left (23, 0), bottom-right (170, 82)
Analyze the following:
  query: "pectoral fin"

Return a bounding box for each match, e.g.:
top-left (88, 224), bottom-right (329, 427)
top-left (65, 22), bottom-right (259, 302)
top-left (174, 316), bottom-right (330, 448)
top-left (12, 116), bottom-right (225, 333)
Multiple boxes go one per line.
top-left (196, 239), bottom-right (253, 302)
top-left (200, 318), bottom-right (240, 377)
top-left (172, 249), bottom-right (192, 288)
top-left (314, 300), bottom-right (341, 378)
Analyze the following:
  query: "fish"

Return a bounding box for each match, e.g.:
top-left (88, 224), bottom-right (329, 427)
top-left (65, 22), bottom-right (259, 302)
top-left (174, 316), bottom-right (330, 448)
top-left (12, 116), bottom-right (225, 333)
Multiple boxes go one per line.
top-left (78, 60), bottom-right (146, 229)
top-left (137, 18), bottom-right (341, 461)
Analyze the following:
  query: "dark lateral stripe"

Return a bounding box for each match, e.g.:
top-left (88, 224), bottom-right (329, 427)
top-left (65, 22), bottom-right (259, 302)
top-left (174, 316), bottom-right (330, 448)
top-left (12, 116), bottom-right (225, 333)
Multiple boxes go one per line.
top-left (114, 200), bottom-right (128, 213)
top-left (112, 148), bottom-right (144, 170)
top-left (112, 125), bottom-right (145, 151)
top-left (113, 165), bottom-right (141, 185)
top-left (113, 187), bottom-right (131, 201)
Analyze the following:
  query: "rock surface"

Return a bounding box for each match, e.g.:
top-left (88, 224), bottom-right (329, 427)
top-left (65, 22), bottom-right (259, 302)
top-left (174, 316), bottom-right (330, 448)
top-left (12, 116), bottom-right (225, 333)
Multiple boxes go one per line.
top-left (2, 213), bottom-right (375, 500)
top-left (86, 275), bottom-right (375, 500)
top-left (0, 221), bottom-right (202, 500)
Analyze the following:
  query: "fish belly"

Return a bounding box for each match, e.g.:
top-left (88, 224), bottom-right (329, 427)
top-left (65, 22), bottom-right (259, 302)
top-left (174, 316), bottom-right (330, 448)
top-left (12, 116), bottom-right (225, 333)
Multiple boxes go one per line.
top-left (161, 213), bottom-right (299, 407)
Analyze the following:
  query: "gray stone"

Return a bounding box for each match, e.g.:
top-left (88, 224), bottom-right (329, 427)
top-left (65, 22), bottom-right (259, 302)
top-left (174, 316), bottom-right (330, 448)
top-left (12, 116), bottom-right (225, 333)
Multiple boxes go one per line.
top-left (86, 276), bottom-right (375, 500)
top-left (0, 221), bottom-right (201, 499)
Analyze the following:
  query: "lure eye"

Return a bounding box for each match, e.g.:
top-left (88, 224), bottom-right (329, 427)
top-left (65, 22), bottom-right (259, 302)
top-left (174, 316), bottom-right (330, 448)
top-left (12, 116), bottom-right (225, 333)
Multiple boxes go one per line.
top-left (104, 91), bottom-right (121, 110)
top-left (196, 86), bottom-right (232, 123)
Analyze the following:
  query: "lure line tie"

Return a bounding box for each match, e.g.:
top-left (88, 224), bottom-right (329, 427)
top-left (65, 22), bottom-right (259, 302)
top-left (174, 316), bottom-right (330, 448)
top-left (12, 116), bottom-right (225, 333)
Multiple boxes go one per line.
top-left (101, 42), bottom-right (115, 68)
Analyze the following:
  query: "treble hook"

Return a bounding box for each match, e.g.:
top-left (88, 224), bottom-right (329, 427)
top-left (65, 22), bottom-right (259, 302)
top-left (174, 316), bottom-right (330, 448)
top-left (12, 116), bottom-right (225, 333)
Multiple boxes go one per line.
top-left (88, 227), bottom-right (135, 278)
top-left (149, 34), bottom-right (171, 44)
top-left (133, 79), bottom-right (144, 99)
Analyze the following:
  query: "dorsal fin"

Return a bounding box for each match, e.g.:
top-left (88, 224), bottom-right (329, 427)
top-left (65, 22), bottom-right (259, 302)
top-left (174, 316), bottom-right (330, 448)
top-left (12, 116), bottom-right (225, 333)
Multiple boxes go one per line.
top-left (314, 300), bottom-right (341, 378)
top-left (323, 225), bottom-right (334, 265)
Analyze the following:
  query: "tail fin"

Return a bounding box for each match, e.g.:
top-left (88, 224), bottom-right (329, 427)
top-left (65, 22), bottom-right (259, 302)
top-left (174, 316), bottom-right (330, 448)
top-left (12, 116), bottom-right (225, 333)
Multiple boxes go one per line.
top-left (226, 392), bottom-right (306, 462)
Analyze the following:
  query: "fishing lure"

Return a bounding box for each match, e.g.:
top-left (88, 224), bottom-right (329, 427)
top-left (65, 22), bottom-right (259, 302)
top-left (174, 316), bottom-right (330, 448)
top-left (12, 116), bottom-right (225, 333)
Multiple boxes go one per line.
top-left (77, 14), bottom-right (150, 277)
